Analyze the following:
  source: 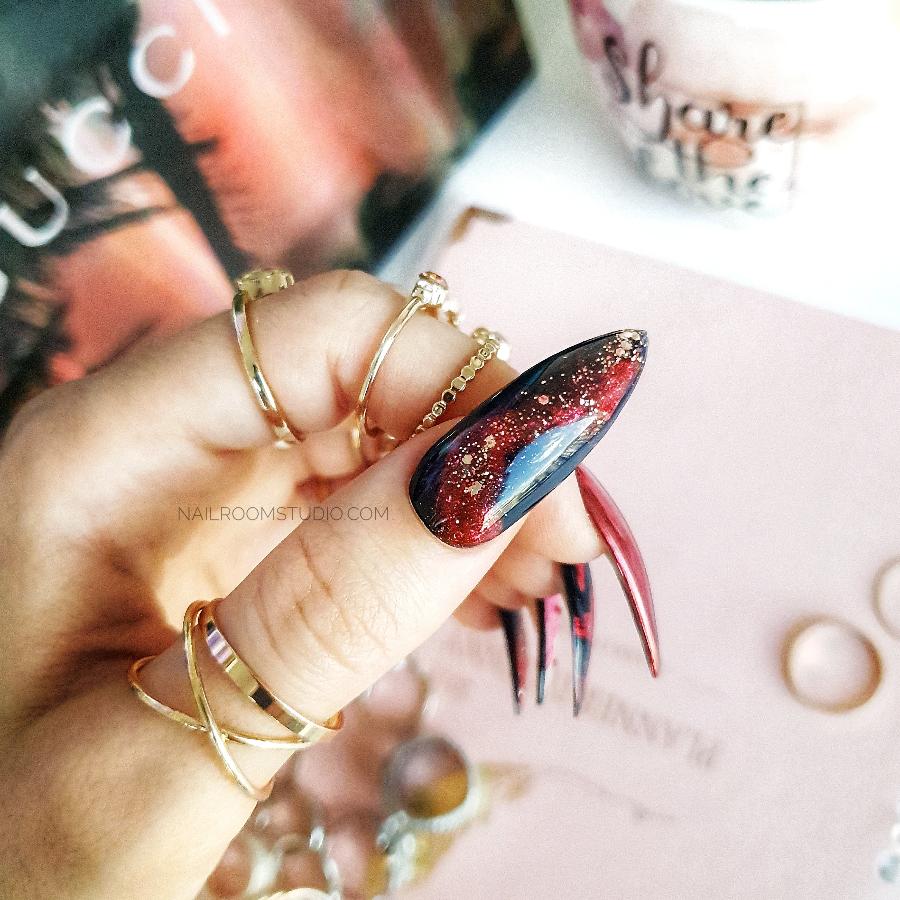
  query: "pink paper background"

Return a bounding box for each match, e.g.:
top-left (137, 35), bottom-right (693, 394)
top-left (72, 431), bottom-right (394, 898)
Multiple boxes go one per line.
top-left (406, 214), bottom-right (900, 899)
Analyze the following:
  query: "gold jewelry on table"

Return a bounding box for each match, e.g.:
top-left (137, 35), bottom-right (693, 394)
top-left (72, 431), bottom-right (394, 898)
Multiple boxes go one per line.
top-left (200, 600), bottom-right (344, 743)
top-left (352, 272), bottom-right (458, 459)
top-left (183, 600), bottom-right (273, 800)
top-left (413, 328), bottom-right (509, 435)
top-left (232, 267), bottom-right (304, 449)
top-left (377, 736), bottom-right (484, 893)
top-left (128, 657), bottom-right (309, 750)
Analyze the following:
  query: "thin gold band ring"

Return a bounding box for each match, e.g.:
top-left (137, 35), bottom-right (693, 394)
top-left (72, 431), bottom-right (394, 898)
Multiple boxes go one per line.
top-left (232, 268), bottom-right (304, 449)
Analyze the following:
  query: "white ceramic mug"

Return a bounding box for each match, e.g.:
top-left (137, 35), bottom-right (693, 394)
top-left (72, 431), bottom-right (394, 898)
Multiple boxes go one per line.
top-left (570, 0), bottom-right (897, 211)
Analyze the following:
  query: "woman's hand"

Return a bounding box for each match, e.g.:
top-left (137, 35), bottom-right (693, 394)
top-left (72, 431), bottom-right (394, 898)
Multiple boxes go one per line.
top-left (0, 271), bottom-right (620, 898)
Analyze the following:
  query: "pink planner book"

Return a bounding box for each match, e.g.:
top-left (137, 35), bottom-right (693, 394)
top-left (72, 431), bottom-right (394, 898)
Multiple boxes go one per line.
top-left (407, 213), bottom-right (900, 900)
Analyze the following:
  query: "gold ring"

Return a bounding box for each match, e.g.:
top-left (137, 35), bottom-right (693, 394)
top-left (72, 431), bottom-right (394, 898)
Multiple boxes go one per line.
top-left (183, 600), bottom-right (273, 800)
top-left (201, 600), bottom-right (344, 743)
top-left (353, 272), bottom-right (458, 457)
top-left (413, 328), bottom-right (508, 435)
top-left (232, 267), bottom-right (304, 449)
top-left (128, 657), bottom-right (311, 750)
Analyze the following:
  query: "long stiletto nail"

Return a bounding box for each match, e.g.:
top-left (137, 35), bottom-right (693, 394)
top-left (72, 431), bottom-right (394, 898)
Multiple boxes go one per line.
top-left (536, 594), bottom-right (563, 704)
top-left (409, 330), bottom-right (647, 547)
top-left (575, 466), bottom-right (660, 677)
top-left (499, 608), bottom-right (527, 714)
top-left (562, 563), bottom-right (594, 716)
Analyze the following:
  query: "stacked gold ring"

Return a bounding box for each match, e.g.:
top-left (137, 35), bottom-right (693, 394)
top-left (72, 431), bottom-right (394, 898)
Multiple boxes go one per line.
top-left (413, 328), bottom-right (508, 435)
top-left (200, 600), bottom-right (344, 742)
top-left (352, 272), bottom-right (459, 460)
top-left (129, 598), bottom-right (344, 801)
top-left (128, 657), bottom-right (306, 750)
top-left (182, 601), bottom-right (273, 800)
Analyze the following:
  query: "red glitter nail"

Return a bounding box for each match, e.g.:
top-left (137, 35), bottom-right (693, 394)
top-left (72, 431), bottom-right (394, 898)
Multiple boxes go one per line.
top-left (409, 330), bottom-right (648, 548)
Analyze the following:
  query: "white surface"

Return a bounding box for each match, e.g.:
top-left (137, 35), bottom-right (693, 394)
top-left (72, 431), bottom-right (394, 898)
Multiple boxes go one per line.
top-left (381, 1), bottom-right (900, 331)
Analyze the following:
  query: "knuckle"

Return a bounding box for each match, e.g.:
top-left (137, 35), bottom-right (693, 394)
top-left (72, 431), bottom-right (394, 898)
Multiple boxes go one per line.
top-left (297, 270), bottom-right (406, 415)
top-left (315, 268), bottom-right (403, 322)
top-left (263, 523), bottom-right (402, 677)
top-left (288, 533), bottom-right (362, 671)
top-left (308, 533), bottom-right (402, 661)
top-left (329, 268), bottom-right (383, 296)
top-left (307, 268), bottom-right (390, 308)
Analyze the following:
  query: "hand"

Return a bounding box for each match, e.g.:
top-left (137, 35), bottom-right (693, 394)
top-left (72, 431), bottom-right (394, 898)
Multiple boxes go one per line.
top-left (0, 270), bottom-right (629, 898)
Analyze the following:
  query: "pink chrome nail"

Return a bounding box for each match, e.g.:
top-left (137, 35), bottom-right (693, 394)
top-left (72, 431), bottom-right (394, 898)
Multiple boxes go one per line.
top-left (575, 466), bottom-right (660, 677)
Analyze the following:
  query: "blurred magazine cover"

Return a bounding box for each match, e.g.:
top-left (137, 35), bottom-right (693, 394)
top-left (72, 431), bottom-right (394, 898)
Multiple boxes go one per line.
top-left (0, 0), bottom-right (530, 429)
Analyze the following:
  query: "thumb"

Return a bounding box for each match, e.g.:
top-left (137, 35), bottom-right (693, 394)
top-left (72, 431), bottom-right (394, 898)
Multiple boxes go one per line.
top-left (146, 424), bottom-right (518, 729)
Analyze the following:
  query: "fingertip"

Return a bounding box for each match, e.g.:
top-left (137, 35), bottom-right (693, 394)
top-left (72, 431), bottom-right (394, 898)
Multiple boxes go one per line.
top-left (516, 473), bottom-right (606, 564)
